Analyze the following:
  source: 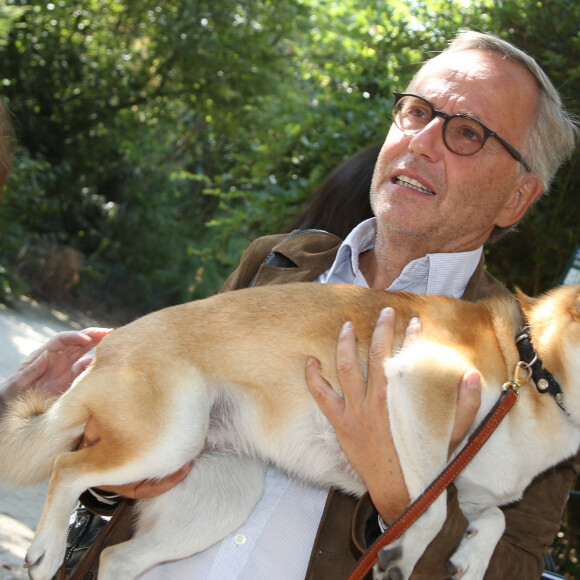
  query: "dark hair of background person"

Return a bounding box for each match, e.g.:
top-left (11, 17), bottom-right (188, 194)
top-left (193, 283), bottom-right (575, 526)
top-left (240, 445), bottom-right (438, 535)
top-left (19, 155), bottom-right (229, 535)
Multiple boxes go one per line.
top-left (0, 99), bottom-right (13, 192)
top-left (286, 143), bottom-right (381, 240)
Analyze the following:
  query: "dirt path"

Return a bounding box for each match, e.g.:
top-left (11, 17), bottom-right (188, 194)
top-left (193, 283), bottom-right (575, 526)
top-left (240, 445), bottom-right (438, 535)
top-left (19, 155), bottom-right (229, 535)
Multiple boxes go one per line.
top-left (0, 297), bottom-right (103, 579)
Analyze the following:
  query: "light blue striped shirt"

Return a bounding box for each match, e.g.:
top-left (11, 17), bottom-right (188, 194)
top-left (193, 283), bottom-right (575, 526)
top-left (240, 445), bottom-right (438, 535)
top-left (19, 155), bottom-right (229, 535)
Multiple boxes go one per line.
top-left (319, 218), bottom-right (482, 297)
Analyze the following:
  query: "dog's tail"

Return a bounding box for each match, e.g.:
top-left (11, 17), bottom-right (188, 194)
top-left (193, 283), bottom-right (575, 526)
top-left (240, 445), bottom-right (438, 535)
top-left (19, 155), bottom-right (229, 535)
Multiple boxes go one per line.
top-left (0, 389), bottom-right (86, 486)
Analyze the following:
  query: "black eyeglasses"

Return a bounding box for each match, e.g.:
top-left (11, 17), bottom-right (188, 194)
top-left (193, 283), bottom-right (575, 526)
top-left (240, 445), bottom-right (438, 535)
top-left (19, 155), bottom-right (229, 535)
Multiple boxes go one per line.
top-left (392, 92), bottom-right (531, 173)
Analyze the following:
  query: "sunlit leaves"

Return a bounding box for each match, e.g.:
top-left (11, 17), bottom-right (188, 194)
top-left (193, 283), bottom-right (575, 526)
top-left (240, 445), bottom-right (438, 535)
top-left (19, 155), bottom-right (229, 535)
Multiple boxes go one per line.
top-left (0, 0), bottom-right (579, 308)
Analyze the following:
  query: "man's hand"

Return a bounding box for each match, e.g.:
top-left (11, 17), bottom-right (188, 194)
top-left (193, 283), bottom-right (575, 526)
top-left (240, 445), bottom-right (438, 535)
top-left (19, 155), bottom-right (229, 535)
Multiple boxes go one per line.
top-left (0, 328), bottom-right (112, 408)
top-left (305, 307), bottom-right (481, 524)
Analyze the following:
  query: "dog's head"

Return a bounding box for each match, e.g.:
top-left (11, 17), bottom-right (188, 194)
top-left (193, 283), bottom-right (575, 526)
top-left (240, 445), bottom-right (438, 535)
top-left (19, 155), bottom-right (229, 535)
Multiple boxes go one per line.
top-left (517, 284), bottom-right (580, 423)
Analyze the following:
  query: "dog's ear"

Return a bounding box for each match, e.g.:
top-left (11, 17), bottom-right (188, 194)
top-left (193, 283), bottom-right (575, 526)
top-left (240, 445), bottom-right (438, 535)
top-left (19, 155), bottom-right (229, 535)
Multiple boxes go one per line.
top-left (515, 287), bottom-right (538, 315)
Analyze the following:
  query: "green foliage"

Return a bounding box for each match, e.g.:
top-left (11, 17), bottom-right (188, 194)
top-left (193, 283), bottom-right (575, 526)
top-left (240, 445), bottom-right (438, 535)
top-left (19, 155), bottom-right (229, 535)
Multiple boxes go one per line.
top-left (0, 0), bottom-right (313, 304)
top-left (0, 0), bottom-right (579, 309)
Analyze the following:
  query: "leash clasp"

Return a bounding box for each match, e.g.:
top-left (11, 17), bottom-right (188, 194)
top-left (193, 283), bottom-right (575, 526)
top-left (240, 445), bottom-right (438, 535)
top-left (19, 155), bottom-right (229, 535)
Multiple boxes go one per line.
top-left (513, 360), bottom-right (532, 386)
top-left (502, 361), bottom-right (532, 403)
top-left (502, 381), bottom-right (520, 402)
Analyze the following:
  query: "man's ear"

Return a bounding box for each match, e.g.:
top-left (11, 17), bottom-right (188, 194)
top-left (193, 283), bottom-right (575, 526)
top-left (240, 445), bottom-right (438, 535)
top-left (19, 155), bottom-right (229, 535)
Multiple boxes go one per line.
top-left (495, 174), bottom-right (544, 228)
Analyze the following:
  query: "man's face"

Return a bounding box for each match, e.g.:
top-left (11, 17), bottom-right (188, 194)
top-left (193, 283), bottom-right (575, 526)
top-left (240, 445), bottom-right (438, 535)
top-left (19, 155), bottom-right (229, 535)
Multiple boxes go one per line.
top-left (370, 50), bottom-right (541, 254)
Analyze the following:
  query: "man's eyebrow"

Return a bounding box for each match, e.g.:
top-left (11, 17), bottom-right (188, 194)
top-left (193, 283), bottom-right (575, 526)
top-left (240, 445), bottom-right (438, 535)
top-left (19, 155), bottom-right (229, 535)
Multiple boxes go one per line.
top-left (411, 91), bottom-right (491, 125)
top-left (446, 102), bottom-right (487, 124)
top-left (458, 106), bottom-right (484, 120)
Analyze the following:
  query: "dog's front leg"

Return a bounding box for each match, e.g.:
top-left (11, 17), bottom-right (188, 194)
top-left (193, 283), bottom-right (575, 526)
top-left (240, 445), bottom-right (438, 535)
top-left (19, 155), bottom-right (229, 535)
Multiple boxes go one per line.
top-left (372, 491), bottom-right (449, 580)
top-left (98, 451), bottom-right (266, 580)
top-left (447, 502), bottom-right (505, 580)
top-left (370, 340), bottom-right (464, 579)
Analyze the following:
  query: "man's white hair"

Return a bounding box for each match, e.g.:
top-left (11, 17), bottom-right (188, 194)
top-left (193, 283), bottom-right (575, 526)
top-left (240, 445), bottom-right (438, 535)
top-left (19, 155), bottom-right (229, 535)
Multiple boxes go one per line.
top-left (444, 30), bottom-right (578, 193)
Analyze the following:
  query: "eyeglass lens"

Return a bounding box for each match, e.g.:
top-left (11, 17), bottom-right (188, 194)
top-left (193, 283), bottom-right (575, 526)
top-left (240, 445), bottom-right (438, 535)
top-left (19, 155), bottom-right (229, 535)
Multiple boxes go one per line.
top-left (394, 94), bottom-right (489, 156)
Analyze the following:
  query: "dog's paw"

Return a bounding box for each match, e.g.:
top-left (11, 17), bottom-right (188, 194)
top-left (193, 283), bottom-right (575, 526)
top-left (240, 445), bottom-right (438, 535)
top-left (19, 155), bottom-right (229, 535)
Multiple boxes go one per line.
top-left (447, 559), bottom-right (466, 580)
top-left (448, 525), bottom-right (495, 580)
top-left (373, 565), bottom-right (404, 580)
top-left (448, 557), bottom-right (490, 580)
top-left (25, 534), bottom-right (66, 580)
top-left (372, 546), bottom-right (408, 580)
top-left (378, 546), bottom-right (402, 570)
top-left (448, 542), bottom-right (488, 580)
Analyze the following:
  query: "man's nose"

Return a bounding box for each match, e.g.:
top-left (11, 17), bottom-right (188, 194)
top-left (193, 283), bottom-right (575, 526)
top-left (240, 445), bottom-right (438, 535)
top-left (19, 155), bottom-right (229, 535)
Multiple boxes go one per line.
top-left (407, 116), bottom-right (445, 162)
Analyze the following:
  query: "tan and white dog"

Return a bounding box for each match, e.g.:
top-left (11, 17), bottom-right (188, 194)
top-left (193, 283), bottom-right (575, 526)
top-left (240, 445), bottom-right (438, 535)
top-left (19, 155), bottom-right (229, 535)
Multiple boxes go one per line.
top-left (1, 282), bottom-right (580, 580)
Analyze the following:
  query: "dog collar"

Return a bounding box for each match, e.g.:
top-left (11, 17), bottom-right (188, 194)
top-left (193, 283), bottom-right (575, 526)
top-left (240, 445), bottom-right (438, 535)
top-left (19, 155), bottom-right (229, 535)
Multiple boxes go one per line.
top-left (515, 329), bottom-right (566, 413)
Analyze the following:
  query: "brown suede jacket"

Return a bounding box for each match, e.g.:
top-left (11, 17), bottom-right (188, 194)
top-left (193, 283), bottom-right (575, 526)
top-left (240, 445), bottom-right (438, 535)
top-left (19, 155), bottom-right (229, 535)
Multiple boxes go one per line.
top-left (221, 230), bottom-right (580, 580)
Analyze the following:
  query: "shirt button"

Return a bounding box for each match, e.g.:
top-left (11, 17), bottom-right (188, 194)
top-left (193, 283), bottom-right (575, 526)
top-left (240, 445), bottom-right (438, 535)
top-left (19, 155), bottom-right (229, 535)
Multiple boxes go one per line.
top-left (234, 533), bottom-right (246, 546)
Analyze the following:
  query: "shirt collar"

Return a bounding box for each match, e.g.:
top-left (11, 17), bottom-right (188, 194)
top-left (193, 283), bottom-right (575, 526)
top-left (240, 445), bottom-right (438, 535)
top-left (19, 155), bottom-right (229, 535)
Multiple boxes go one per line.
top-left (318, 218), bottom-right (483, 299)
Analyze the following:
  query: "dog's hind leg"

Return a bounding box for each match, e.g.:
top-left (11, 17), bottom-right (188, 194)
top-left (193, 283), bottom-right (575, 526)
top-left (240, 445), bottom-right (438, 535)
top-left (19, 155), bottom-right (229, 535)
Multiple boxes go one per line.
top-left (26, 379), bottom-right (213, 580)
top-left (447, 502), bottom-right (505, 580)
top-left (98, 451), bottom-right (266, 580)
top-left (25, 449), bottom-right (108, 580)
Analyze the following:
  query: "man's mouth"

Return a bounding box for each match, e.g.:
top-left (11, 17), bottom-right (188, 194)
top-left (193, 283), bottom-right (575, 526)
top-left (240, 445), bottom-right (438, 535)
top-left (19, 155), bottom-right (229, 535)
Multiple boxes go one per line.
top-left (395, 175), bottom-right (435, 195)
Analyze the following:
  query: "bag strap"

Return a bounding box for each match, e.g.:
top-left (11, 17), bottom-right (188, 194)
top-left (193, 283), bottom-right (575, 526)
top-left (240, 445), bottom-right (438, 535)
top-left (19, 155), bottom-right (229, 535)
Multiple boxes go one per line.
top-left (347, 385), bottom-right (519, 580)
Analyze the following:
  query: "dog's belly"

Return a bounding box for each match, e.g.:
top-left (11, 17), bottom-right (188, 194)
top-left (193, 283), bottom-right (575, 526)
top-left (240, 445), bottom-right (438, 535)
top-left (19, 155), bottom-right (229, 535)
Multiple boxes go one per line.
top-left (202, 386), bottom-right (366, 497)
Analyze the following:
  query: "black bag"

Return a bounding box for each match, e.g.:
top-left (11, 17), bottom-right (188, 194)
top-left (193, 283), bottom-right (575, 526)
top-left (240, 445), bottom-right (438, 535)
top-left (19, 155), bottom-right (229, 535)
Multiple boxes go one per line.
top-left (53, 495), bottom-right (133, 580)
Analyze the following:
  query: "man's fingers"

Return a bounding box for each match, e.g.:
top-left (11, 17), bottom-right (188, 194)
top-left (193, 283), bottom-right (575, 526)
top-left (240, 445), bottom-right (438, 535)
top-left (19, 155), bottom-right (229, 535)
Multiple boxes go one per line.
top-left (365, 308), bottom-right (395, 402)
top-left (96, 463), bottom-right (193, 499)
top-left (449, 369), bottom-right (481, 455)
top-left (335, 321), bottom-right (360, 376)
top-left (401, 317), bottom-right (422, 349)
top-left (334, 320), bottom-right (368, 406)
top-left (131, 464), bottom-right (193, 498)
top-left (51, 331), bottom-right (93, 348)
top-left (18, 350), bottom-right (50, 384)
top-left (42, 328), bottom-right (110, 358)
top-left (71, 356), bottom-right (95, 378)
top-left (80, 327), bottom-right (114, 340)
top-left (305, 356), bottom-right (345, 421)
top-left (369, 308), bottom-right (395, 359)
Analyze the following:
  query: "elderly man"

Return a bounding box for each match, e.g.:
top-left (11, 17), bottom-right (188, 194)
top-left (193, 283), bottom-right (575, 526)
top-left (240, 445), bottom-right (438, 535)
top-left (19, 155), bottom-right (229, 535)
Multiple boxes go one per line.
top-left (1, 31), bottom-right (578, 579)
